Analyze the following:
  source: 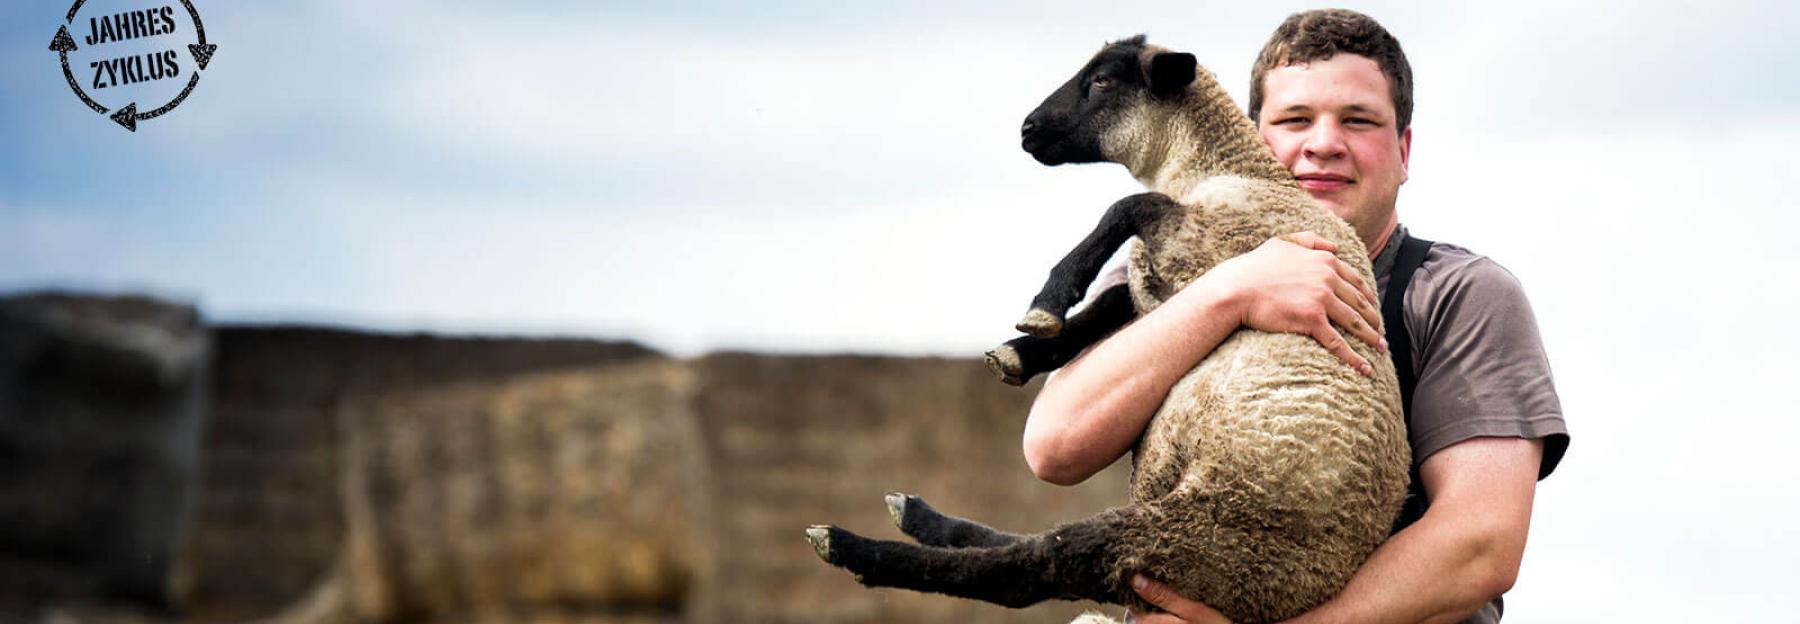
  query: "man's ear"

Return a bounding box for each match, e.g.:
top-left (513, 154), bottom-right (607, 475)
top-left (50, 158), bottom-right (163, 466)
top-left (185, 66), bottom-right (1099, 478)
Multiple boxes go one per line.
top-left (1399, 126), bottom-right (1413, 185)
top-left (1148, 52), bottom-right (1196, 98)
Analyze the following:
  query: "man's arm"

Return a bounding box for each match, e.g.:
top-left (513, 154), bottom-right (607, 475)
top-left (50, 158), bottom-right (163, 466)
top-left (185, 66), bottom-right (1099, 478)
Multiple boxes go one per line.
top-left (1024, 233), bottom-right (1384, 486)
top-left (1130, 436), bottom-right (1545, 624)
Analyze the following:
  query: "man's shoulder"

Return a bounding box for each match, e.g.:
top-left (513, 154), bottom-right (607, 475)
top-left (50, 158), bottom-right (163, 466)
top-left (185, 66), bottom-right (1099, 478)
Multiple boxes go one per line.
top-left (1403, 237), bottom-right (1568, 480)
top-left (1401, 236), bottom-right (1549, 371)
top-left (1413, 240), bottom-right (1529, 305)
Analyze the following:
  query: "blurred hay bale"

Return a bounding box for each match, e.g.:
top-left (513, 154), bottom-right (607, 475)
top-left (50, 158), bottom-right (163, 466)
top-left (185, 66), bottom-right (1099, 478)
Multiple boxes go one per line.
top-left (691, 353), bottom-right (1132, 624)
top-left (12, 316), bottom-right (1140, 624)
top-left (324, 361), bottom-right (713, 622)
top-left (0, 292), bottom-right (211, 609)
top-left (176, 329), bottom-right (663, 620)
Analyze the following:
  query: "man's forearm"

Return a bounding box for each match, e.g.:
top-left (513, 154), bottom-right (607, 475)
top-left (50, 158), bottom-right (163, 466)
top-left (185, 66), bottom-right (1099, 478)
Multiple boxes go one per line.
top-left (1283, 514), bottom-right (1511, 623)
top-left (1285, 438), bottom-right (1542, 624)
top-left (1023, 275), bottom-right (1244, 485)
top-left (1022, 234), bottom-right (1385, 487)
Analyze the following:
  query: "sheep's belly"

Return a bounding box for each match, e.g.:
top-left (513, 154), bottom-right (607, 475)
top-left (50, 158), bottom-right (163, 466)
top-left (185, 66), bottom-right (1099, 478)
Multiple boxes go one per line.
top-left (1124, 329), bottom-right (1407, 620)
top-left (1131, 329), bottom-right (1407, 524)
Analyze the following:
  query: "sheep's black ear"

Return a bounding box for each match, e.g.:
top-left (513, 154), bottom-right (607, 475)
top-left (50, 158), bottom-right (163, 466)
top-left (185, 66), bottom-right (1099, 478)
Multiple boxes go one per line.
top-left (1148, 52), bottom-right (1197, 98)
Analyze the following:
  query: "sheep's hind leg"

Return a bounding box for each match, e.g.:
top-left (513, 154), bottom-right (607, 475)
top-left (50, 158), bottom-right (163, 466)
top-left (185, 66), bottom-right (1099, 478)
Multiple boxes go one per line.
top-left (886, 492), bottom-right (1025, 548)
top-left (806, 509), bottom-right (1133, 609)
top-left (987, 283), bottom-right (1134, 385)
top-left (1017, 192), bottom-right (1178, 337)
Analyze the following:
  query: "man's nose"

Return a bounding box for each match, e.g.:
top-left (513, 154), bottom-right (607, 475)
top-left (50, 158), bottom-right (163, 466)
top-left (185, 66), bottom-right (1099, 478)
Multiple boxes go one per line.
top-left (1302, 120), bottom-right (1347, 160)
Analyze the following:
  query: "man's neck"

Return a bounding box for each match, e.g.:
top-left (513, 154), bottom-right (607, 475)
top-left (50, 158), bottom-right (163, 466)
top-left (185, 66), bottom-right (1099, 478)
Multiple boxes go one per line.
top-left (1370, 221), bottom-right (1409, 279)
top-left (1366, 217), bottom-right (1400, 261)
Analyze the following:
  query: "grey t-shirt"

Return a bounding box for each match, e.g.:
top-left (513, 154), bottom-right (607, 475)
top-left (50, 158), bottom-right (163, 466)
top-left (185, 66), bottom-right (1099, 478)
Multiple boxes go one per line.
top-left (1372, 225), bottom-right (1569, 479)
top-left (1371, 224), bottom-right (1570, 624)
top-left (1093, 226), bottom-right (1569, 622)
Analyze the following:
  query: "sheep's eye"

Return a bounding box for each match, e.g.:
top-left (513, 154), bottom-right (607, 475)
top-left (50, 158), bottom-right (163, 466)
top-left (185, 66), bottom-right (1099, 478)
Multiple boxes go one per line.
top-left (1091, 75), bottom-right (1116, 89)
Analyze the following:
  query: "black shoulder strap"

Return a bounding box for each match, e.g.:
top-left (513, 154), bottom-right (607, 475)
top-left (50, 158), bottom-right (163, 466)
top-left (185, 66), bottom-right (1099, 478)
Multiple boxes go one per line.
top-left (1384, 234), bottom-right (1433, 417)
top-left (1383, 233), bottom-right (1433, 534)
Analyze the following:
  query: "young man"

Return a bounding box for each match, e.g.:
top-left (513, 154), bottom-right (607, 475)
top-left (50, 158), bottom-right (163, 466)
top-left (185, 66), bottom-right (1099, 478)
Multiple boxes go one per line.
top-left (1020, 10), bottom-right (1569, 623)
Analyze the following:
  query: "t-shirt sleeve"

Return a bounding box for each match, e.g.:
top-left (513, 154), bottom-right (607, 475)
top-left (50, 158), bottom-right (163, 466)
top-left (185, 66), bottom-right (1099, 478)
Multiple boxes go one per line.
top-left (1405, 256), bottom-right (1569, 479)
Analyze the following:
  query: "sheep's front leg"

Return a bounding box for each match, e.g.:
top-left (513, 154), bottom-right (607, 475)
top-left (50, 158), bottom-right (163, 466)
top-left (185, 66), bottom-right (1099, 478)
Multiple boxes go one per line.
top-left (1017, 192), bottom-right (1178, 337)
top-left (986, 283), bottom-right (1134, 385)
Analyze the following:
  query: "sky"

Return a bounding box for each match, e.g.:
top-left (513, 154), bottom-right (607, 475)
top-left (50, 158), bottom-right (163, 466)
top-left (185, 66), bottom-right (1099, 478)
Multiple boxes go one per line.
top-left (4, 0), bottom-right (1800, 620)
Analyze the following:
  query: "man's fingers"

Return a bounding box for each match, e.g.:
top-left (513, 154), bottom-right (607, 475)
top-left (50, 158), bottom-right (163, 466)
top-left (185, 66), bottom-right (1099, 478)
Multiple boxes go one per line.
top-left (1326, 258), bottom-right (1381, 326)
top-left (1126, 610), bottom-right (1186, 624)
top-left (1329, 256), bottom-right (1379, 313)
top-left (1329, 280), bottom-right (1386, 352)
top-left (1315, 321), bottom-right (1372, 376)
top-left (1324, 255), bottom-right (1385, 352)
top-left (1130, 574), bottom-right (1234, 624)
top-left (1129, 576), bottom-right (1191, 624)
top-left (1132, 574), bottom-right (1177, 611)
top-left (1280, 231), bottom-right (1337, 252)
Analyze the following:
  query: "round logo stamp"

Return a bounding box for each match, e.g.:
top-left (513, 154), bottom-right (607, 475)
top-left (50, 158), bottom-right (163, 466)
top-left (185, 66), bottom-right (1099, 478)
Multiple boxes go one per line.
top-left (48, 0), bottom-right (218, 132)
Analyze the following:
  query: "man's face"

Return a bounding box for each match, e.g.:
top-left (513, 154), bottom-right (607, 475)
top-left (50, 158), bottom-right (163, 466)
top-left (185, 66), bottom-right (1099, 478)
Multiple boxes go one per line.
top-left (1256, 54), bottom-right (1411, 246)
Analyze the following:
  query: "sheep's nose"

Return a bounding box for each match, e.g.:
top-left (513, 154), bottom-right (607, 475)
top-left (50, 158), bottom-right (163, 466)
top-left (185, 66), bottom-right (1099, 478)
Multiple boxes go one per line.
top-left (1021, 118), bottom-right (1038, 136)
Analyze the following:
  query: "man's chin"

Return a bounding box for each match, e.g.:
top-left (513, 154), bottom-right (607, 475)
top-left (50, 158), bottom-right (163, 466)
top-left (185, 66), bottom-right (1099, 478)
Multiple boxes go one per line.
top-left (1308, 195), bottom-right (1354, 221)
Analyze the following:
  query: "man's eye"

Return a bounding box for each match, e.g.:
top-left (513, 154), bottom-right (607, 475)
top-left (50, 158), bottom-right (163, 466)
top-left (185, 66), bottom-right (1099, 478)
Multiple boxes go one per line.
top-left (1275, 117), bottom-right (1308, 126)
top-left (1346, 118), bottom-right (1377, 127)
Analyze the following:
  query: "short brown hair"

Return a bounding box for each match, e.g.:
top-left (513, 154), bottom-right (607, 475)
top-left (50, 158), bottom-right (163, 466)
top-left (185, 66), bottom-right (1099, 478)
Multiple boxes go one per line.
top-left (1247, 9), bottom-right (1413, 134)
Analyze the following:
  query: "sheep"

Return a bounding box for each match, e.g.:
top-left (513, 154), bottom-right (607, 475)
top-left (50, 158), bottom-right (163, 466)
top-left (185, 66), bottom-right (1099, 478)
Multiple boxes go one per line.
top-left (804, 35), bottom-right (1411, 623)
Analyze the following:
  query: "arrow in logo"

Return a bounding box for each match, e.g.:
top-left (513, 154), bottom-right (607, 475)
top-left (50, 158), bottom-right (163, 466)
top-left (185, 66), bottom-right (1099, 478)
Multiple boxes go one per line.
top-left (179, 0), bottom-right (216, 69)
top-left (48, 23), bottom-right (75, 51)
top-left (110, 103), bottom-right (138, 132)
top-left (48, 25), bottom-right (107, 115)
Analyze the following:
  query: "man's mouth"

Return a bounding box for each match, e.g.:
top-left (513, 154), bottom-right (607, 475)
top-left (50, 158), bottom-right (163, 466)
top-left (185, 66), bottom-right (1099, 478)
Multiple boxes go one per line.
top-left (1295, 173), bottom-right (1354, 192)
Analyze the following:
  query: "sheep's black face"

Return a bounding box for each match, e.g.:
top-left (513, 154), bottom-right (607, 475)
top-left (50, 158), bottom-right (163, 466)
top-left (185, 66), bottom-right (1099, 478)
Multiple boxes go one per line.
top-left (1021, 36), bottom-right (1196, 166)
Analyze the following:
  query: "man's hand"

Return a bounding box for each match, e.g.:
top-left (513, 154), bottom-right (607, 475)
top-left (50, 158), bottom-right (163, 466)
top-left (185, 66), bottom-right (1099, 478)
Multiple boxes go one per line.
top-left (1201, 232), bottom-right (1385, 375)
top-left (1025, 231), bottom-right (1386, 486)
top-left (1127, 574), bottom-right (1233, 624)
